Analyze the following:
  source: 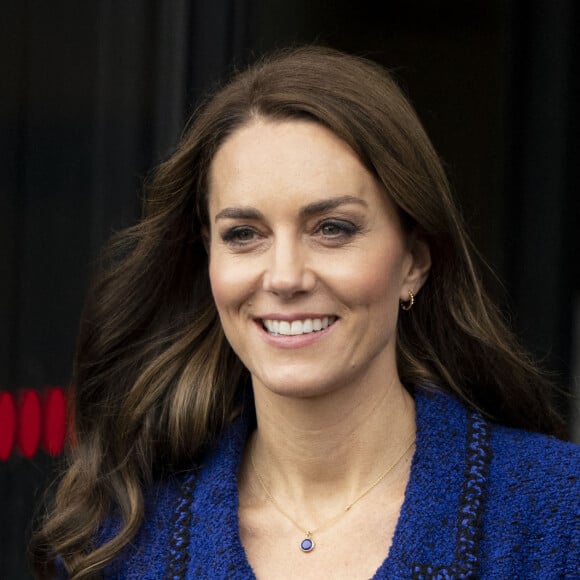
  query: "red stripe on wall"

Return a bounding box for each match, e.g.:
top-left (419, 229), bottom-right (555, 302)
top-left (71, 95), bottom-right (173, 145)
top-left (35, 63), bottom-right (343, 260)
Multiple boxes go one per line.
top-left (43, 387), bottom-right (67, 456)
top-left (0, 388), bottom-right (68, 460)
top-left (0, 392), bottom-right (16, 460)
top-left (17, 390), bottom-right (42, 458)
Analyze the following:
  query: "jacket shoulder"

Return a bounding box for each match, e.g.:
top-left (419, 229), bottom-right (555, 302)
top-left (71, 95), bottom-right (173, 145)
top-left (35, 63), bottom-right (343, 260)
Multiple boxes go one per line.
top-left (98, 469), bottom-right (197, 578)
top-left (489, 423), bottom-right (579, 482)
top-left (479, 423), bottom-right (579, 576)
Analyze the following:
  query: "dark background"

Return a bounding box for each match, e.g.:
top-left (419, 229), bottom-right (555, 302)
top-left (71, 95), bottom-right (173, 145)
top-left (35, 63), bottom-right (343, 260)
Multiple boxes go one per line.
top-left (1, 1), bottom-right (579, 577)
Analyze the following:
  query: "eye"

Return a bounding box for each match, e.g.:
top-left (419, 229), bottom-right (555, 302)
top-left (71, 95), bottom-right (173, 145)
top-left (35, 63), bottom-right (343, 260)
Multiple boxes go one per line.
top-left (318, 219), bottom-right (360, 238)
top-left (221, 226), bottom-right (260, 245)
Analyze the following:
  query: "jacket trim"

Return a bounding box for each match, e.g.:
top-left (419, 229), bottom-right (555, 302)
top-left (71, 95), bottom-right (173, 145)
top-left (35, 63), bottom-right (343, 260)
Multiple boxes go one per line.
top-left (165, 468), bottom-right (198, 580)
top-left (411, 410), bottom-right (492, 579)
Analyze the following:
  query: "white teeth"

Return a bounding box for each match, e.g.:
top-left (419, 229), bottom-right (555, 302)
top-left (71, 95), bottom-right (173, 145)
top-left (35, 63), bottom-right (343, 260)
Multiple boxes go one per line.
top-left (262, 317), bottom-right (336, 336)
top-left (290, 320), bottom-right (302, 335)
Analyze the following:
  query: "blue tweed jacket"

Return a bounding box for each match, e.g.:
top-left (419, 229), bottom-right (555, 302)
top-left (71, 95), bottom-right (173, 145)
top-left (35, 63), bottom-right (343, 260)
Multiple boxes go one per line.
top-left (100, 388), bottom-right (579, 579)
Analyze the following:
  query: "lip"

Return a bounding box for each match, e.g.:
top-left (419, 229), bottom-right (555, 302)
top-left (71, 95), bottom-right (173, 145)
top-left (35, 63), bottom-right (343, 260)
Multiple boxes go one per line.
top-left (254, 314), bottom-right (338, 348)
top-left (256, 313), bottom-right (337, 322)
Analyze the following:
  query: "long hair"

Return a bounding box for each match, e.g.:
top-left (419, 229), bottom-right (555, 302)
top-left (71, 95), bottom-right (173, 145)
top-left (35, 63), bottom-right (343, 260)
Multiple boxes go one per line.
top-left (31, 46), bottom-right (565, 578)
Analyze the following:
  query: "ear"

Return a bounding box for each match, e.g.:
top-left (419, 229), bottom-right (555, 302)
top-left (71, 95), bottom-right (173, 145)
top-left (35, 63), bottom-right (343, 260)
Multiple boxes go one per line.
top-left (400, 236), bottom-right (431, 301)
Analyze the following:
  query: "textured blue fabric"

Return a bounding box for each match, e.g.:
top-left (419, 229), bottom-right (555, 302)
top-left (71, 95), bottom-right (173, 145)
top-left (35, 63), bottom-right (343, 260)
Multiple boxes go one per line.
top-left (101, 388), bottom-right (579, 579)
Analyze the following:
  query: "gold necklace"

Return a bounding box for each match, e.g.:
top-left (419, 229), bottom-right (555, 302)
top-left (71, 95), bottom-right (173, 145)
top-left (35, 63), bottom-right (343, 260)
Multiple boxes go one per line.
top-left (250, 434), bottom-right (416, 553)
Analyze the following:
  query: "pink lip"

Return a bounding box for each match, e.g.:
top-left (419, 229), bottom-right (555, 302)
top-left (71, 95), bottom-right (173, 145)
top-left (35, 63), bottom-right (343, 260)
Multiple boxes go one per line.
top-left (256, 313), bottom-right (336, 321)
top-left (253, 316), bottom-right (338, 349)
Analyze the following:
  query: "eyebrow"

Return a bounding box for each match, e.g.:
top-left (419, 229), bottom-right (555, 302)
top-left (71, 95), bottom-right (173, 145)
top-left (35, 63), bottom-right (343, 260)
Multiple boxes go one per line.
top-left (299, 195), bottom-right (368, 217)
top-left (214, 207), bottom-right (263, 221)
top-left (214, 195), bottom-right (367, 222)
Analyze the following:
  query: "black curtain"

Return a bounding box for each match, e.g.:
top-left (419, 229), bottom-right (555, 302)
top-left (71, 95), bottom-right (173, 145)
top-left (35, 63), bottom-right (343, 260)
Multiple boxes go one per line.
top-left (503, 1), bottom-right (579, 377)
top-left (1, 1), bottom-right (578, 577)
top-left (1, 2), bottom-right (250, 576)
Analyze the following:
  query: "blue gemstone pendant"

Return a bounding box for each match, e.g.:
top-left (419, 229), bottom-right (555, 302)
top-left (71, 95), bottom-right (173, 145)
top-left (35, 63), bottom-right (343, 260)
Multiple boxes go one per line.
top-left (300, 536), bottom-right (315, 552)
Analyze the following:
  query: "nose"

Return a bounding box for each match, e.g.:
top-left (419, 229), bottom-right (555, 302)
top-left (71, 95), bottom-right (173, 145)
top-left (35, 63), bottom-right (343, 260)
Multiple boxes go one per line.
top-left (262, 236), bottom-right (315, 298)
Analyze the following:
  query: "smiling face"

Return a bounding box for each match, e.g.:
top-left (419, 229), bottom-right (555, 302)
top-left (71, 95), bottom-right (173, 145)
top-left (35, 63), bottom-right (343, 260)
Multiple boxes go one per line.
top-left (207, 119), bottom-right (430, 399)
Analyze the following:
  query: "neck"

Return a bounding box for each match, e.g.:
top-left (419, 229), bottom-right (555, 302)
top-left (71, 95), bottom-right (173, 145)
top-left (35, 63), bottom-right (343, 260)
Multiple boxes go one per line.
top-left (244, 373), bottom-right (416, 516)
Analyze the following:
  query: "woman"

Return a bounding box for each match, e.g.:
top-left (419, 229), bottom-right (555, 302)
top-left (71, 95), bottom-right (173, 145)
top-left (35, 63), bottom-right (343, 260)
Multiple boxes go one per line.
top-left (32, 46), bottom-right (578, 579)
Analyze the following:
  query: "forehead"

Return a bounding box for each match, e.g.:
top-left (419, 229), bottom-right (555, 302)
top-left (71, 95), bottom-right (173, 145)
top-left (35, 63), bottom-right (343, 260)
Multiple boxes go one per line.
top-left (207, 119), bottom-right (384, 212)
top-left (212, 118), bottom-right (357, 165)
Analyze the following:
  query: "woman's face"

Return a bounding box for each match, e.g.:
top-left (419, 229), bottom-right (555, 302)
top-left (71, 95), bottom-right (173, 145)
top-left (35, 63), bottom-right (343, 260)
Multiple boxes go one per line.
top-left (207, 119), bottom-right (429, 399)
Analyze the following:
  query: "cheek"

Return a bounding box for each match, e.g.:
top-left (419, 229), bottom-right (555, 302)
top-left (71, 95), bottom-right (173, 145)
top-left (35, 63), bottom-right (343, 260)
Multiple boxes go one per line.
top-left (355, 274), bottom-right (401, 318)
top-left (329, 248), bottom-right (405, 309)
top-left (208, 258), bottom-right (232, 311)
top-left (208, 254), bottom-right (255, 313)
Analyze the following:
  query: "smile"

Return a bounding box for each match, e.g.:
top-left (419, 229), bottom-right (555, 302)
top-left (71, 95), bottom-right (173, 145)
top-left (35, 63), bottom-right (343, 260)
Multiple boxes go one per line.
top-left (261, 317), bottom-right (337, 336)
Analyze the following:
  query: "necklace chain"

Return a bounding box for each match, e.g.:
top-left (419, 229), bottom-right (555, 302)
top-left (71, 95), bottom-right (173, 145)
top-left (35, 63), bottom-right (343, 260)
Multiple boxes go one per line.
top-left (249, 434), bottom-right (416, 551)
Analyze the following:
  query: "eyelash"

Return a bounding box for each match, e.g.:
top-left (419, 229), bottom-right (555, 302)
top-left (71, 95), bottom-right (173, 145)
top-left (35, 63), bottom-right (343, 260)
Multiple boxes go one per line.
top-left (220, 226), bottom-right (259, 246)
top-left (220, 219), bottom-right (361, 247)
top-left (316, 219), bottom-right (360, 239)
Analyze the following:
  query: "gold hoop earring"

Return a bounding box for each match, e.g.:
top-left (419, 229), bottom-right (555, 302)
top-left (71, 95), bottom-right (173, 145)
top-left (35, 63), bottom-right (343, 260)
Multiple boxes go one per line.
top-left (400, 290), bottom-right (415, 311)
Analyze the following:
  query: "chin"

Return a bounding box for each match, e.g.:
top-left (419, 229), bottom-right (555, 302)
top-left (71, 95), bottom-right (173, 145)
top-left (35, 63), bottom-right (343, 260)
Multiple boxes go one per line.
top-left (251, 371), bottom-right (344, 400)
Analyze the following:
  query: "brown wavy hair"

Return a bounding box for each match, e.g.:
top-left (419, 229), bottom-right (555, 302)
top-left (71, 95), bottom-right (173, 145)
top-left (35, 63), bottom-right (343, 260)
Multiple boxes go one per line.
top-left (31, 46), bottom-right (565, 578)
